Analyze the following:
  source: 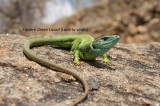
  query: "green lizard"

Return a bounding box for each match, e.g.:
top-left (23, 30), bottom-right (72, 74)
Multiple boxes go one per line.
top-left (23, 35), bottom-right (120, 106)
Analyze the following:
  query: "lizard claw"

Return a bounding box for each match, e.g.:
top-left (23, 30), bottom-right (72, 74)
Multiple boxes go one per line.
top-left (74, 61), bottom-right (83, 65)
top-left (69, 51), bottom-right (73, 55)
top-left (102, 59), bottom-right (112, 66)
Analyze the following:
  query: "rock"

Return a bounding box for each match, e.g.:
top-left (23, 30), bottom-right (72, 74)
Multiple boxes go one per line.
top-left (0, 0), bottom-right (159, 44)
top-left (37, 0), bottom-right (159, 43)
top-left (18, 0), bottom-right (46, 27)
top-left (0, 0), bottom-right (18, 17)
top-left (0, 14), bottom-right (10, 33)
top-left (0, 0), bottom-right (20, 33)
top-left (128, 24), bottom-right (138, 35)
top-left (0, 34), bottom-right (160, 106)
top-left (147, 18), bottom-right (160, 41)
top-left (137, 25), bottom-right (147, 34)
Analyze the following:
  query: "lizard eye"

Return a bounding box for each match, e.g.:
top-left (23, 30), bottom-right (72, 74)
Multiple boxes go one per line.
top-left (115, 35), bottom-right (119, 38)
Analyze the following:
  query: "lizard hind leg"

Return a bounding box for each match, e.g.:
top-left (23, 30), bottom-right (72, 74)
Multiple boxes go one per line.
top-left (73, 50), bottom-right (81, 65)
top-left (69, 39), bottom-right (81, 54)
top-left (69, 39), bottom-right (82, 65)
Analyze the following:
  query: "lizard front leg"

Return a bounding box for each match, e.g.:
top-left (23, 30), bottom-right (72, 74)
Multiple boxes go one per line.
top-left (102, 53), bottom-right (112, 65)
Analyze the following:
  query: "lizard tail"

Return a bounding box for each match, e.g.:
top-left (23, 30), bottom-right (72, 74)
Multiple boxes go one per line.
top-left (23, 39), bottom-right (89, 106)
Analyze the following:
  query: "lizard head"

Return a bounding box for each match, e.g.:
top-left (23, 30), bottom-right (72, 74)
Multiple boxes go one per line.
top-left (92, 35), bottom-right (120, 51)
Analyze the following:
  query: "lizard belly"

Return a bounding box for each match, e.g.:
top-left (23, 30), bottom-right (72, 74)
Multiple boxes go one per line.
top-left (79, 50), bottom-right (98, 60)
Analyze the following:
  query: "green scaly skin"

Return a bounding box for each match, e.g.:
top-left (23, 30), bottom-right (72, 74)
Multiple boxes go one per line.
top-left (23, 35), bottom-right (120, 106)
